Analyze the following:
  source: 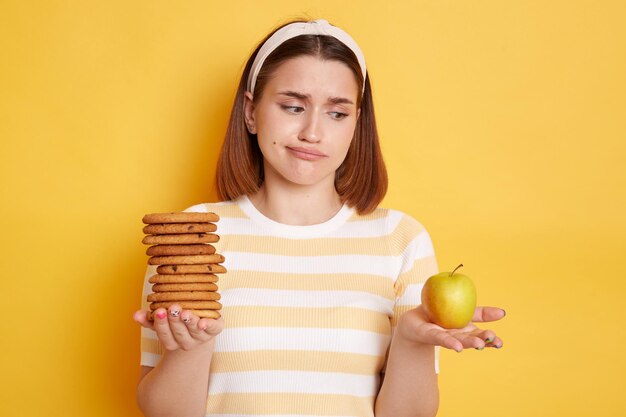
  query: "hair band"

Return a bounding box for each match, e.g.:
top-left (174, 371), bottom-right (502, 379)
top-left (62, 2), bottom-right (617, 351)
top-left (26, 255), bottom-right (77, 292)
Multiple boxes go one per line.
top-left (246, 19), bottom-right (367, 95)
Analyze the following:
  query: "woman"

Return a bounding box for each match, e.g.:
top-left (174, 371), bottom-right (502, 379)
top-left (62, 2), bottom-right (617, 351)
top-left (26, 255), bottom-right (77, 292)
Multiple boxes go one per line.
top-left (134, 19), bottom-right (505, 417)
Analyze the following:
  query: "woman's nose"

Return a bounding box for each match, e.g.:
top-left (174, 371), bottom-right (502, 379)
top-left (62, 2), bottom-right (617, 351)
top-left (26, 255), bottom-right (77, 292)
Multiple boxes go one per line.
top-left (297, 111), bottom-right (322, 142)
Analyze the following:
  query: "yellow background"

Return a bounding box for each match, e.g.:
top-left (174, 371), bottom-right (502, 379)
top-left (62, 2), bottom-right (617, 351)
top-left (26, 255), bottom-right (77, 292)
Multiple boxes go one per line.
top-left (1, 1), bottom-right (625, 416)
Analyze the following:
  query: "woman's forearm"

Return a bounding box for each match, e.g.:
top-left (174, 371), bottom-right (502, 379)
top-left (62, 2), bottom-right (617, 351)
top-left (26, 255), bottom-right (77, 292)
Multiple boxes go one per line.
top-left (375, 336), bottom-right (439, 417)
top-left (137, 341), bottom-right (215, 417)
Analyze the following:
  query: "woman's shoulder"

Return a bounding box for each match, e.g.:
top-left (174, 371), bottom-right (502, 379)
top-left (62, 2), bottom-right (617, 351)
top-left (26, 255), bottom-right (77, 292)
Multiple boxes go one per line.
top-left (348, 206), bottom-right (430, 238)
top-left (352, 206), bottom-right (428, 228)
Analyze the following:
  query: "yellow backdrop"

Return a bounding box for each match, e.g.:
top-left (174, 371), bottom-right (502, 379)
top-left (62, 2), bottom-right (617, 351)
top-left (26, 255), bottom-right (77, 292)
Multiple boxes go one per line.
top-left (1, 1), bottom-right (625, 416)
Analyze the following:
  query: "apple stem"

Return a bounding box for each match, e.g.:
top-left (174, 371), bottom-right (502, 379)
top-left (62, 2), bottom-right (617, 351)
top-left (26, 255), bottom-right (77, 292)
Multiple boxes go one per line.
top-left (450, 264), bottom-right (464, 277)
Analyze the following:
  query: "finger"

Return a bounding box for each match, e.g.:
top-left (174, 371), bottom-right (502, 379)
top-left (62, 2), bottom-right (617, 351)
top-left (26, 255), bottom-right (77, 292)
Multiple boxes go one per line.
top-left (133, 310), bottom-right (154, 330)
top-left (198, 317), bottom-right (224, 337)
top-left (181, 311), bottom-right (209, 341)
top-left (167, 305), bottom-right (196, 349)
top-left (472, 306), bottom-right (506, 323)
top-left (425, 328), bottom-right (463, 352)
top-left (453, 332), bottom-right (486, 350)
top-left (486, 336), bottom-right (504, 349)
top-left (477, 329), bottom-right (497, 345)
top-left (152, 308), bottom-right (179, 350)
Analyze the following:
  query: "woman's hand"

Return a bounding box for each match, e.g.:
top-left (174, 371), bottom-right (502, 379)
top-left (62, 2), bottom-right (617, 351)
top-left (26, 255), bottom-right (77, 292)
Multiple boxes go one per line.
top-left (133, 305), bottom-right (224, 351)
top-left (396, 305), bottom-right (506, 352)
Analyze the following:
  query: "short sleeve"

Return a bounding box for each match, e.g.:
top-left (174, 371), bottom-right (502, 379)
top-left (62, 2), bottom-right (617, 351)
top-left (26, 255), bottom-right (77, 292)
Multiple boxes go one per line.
top-left (387, 214), bottom-right (441, 373)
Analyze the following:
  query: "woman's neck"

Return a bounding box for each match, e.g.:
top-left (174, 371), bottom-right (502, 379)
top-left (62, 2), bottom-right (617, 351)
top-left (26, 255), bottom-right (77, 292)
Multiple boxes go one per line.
top-left (248, 180), bottom-right (343, 226)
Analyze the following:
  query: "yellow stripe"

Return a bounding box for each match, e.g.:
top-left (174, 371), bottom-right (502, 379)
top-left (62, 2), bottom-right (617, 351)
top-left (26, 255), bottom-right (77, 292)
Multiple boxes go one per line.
top-left (222, 306), bottom-right (392, 334)
top-left (218, 213), bottom-right (427, 256)
top-left (220, 234), bottom-right (395, 256)
top-left (211, 350), bottom-right (384, 375)
top-left (394, 255), bottom-right (439, 295)
top-left (206, 393), bottom-right (375, 416)
top-left (219, 270), bottom-right (395, 298)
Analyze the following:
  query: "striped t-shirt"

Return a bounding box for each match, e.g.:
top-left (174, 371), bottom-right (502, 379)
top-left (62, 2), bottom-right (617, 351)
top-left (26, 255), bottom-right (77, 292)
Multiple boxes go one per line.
top-left (140, 195), bottom-right (440, 417)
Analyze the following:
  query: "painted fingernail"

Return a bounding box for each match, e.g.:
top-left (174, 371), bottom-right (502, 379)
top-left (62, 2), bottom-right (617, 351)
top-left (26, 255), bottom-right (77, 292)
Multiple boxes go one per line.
top-left (475, 346), bottom-right (485, 350)
top-left (502, 309), bottom-right (507, 316)
top-left (456, 348), bottom-right (462, 353)
top-left (170, 309), bottom-right (180, 318)
top-left (182, 316), bottom-right (191, 323)
top-left (485, 337), bottom-right (494, 343)
top-left (496, 343), bottom-right (503, 349)
top-left (156, 311), bottom-right (167, 320)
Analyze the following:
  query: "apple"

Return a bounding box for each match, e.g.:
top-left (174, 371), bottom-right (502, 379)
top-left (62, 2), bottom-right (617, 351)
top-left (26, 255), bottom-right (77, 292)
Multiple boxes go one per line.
top-left (421, 264), bottom-right (477, 329)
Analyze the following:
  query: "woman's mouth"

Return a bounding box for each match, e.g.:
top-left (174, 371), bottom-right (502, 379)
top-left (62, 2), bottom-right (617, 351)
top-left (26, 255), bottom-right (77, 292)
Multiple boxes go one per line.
top-left (286, 146), bottom-right (328, 161)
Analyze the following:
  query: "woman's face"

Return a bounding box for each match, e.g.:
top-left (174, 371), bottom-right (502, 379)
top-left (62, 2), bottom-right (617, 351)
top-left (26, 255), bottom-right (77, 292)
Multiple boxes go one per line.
top-left (244, 55), bottom-right (360, 189)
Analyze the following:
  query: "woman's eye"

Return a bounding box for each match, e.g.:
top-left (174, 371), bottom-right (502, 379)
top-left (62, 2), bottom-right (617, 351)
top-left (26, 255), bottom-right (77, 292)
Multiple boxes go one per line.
top-left (329, 112), bottom-right (348, 120)
top-left (281, 105), bottom-right (304, 114)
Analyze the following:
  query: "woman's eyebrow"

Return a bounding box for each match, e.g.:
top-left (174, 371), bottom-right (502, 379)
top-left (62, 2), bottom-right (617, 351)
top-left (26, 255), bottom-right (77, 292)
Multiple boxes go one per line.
top-left (328, 96), bottom-right (354, 105)
top-left (278, 90), bottom-right (354, 105)
top-left (278, 90), bottom-right (309, 100)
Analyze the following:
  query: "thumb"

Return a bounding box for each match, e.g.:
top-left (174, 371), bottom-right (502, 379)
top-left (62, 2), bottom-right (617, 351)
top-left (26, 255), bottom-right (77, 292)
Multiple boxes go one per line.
top-left (472, 306), bottom-right (506, 323)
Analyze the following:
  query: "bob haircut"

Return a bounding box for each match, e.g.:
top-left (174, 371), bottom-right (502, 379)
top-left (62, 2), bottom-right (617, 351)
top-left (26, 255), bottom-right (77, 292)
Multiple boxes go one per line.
top-left (216, 19), bottom-right (387, 215)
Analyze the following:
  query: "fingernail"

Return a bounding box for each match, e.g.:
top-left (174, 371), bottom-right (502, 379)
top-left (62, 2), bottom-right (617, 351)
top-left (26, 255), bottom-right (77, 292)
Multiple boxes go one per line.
top-left (170, 309), bottom-right (180, 318)
top-left (456, 348), bottom-right (462, 353)
top-left (502, 309), bottom-right (507, 316)
top-left (475, 346), bottom-right (485, 350)
top-left (485, 337), bottom-right (494, 343)
top-left (156, 311), bottom-right (167, 320)
top-left (496, 343), bottom-right (503, 349)
top-left (182, 316), bottom-right (191, 323)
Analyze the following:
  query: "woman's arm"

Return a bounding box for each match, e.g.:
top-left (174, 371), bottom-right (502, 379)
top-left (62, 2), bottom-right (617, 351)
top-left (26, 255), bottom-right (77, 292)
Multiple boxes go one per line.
top-left (375, 306), bottom-right (505, 417)
top-left (375, 331), bottom-right (439, 417)
top-left (134, 306), bottom-right (223, 417)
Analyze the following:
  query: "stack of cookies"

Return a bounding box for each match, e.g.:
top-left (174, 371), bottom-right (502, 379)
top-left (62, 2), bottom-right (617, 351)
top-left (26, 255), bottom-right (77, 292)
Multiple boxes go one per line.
top-left (142, 212), bottom-right (226, 320)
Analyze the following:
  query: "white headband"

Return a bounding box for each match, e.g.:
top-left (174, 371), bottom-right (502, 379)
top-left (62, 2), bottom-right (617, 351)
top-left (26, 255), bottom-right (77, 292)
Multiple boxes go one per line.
top-left (246, 19), bottom-right (367, 95)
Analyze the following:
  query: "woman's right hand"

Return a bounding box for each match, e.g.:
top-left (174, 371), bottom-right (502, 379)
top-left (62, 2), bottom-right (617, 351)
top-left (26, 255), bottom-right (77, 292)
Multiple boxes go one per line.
top-left (133, 305), bottom-right (224, 351)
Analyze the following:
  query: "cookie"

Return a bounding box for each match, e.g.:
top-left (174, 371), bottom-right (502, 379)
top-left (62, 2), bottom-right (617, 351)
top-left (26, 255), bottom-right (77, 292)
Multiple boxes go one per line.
top-left (149, 309), bottom-right (221, 320)
top-left (142, 233), bottom-right (219, 245)
top-left (148, 274), bottom-right (219, 284)
top-left (146, 244), bottom-right (216, 256)
top-left (142, 212), bottom-right (220, 224)
top-left (157, 264), bottom-right (227, 275)
top-left (149, 300), bottom-right (222, 310)
top-left (148, 254), bottom-right (225, 266)
top-left (189, 309), bottom-right (221, 319)
top-left (143, 223), bottom-right (217, 235)
top-left (147, 291), bottom-right (221, 302)
top-left (152, 282), bottom-right (218, 292)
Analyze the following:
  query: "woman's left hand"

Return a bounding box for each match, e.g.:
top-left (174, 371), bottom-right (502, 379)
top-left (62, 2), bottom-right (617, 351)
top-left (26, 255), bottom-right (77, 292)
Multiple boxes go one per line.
top-left (396, 305), bottom-right (506, 352)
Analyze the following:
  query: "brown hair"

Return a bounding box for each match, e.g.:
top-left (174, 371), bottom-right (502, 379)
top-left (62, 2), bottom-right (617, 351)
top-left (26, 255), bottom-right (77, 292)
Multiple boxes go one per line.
top-left (216, 19), bottom-right (387, 215)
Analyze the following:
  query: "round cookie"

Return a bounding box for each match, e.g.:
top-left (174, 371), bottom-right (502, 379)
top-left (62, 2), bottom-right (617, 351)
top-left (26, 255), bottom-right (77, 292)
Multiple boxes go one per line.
top-left (148, 274), bottom-right (219, 284)
top-left (152, 282), bottom-right (218, 292)
top-left (142, 233), bottom-right (219, 245)
top-left (143, 223), bottom-right (217, 235)
top-left (149, 309), bottom-right (221, 320)
top-left (157, 264), bottom-right (227, 275)
top-left (148, 254), bottom-right (225, 266)
top-left (190, 309), bottom-right (221, 319)
top-left (149, 300), bottom-right (222, 310)
top-left (146, 244), bottom-right (216, 256)
top-left (142, 212), bottom-right (220, 224)
top-left (147, 291), bottom-right (221, 302)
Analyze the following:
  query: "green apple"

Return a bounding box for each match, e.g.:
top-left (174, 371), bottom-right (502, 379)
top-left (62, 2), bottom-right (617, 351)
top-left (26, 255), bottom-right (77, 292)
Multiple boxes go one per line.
top-left (421, 264), bottom-right (477, 329)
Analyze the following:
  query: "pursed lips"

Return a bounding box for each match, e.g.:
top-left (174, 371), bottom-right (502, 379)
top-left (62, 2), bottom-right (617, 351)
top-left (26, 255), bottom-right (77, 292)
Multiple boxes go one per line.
top-left (286, 146), bottom-right (328, 161)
